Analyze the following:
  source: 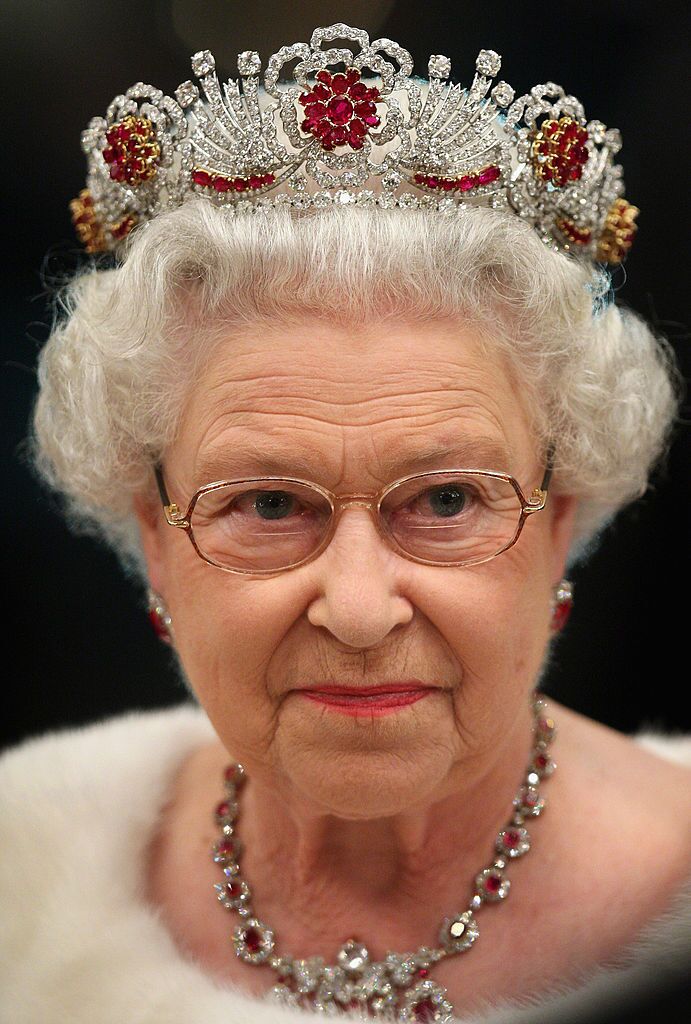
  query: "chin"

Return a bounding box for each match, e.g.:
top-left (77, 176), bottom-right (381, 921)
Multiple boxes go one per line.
top-left (275, 732), bottom-right (455, 818)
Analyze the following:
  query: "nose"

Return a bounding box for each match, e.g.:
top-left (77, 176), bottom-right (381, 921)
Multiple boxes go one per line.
top-left (305, 506), bottom-right (414, 647)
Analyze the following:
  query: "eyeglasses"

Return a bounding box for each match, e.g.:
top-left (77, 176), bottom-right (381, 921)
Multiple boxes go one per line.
top-left (153, 451), bottom-right (554, 575)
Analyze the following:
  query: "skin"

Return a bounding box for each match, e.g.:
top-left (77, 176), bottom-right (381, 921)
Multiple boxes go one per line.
top-left (135, 316), bottom-right (690, 1010)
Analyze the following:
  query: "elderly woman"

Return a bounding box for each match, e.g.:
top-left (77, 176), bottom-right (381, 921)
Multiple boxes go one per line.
top-left (1, 23), bottom-right (689, 1024)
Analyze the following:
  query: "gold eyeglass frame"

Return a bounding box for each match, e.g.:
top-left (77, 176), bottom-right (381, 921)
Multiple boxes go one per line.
top-left (153, 448), bottom-right (554, 576)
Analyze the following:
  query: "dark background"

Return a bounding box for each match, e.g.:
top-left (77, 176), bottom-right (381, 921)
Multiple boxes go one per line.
top-left (2, 1), bottom-right (689, 745)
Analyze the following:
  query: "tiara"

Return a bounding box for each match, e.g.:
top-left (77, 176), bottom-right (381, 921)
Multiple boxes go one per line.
top-left (70, 22), bottom-right (638, 265)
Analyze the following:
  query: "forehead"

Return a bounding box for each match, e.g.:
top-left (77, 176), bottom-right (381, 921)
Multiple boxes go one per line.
top-left (176, 317), bottom-right (535, 485)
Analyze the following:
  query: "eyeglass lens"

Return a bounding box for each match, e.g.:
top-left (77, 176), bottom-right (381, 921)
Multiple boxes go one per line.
top-left (189, 473), bottom-right (523, 571)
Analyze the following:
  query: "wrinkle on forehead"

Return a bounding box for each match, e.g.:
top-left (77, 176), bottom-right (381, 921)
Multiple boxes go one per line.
top-left (172, 318), bottom-right (538, 490)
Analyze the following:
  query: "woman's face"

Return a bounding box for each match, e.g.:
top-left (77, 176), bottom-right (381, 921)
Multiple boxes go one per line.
top-left (136, 316), bottom-right (576, 817)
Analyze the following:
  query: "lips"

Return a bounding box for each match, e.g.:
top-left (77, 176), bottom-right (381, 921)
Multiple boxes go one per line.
top-left (301, 682), bottom-right (436, 696)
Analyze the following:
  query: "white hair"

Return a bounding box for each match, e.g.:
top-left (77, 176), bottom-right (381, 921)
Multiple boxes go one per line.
top-left (30, 197), bottom-right (680, 581)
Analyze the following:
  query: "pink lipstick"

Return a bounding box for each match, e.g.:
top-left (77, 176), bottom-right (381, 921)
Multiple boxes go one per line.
top-left (298, 684), bottom-right (435, 716)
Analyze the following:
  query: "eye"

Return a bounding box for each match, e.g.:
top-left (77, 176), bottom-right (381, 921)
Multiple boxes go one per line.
top-left (406, 483), bottom-right (476, 519)
top-left (423, 484), bottom-right (469, 518)
top-left (227, 489), bottom-right (302, 521)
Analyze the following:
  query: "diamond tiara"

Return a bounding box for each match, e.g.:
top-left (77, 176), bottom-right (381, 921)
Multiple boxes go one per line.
top-left (70, 21), bottom-right (638, 265)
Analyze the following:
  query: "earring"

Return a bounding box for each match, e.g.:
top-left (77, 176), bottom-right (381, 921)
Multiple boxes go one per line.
top-left (147, 588), bottom-right (173, 644)
top-left (550, 579), bottom-right (574, 633)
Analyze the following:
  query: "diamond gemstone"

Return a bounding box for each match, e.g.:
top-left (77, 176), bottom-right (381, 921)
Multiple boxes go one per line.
top-left (476, 49), bottom-right (501, 77)
top-left (382, 170), bottom-right (402, 190)
top-left (337, 939), bottom-right (369, 972)
top-left (428, 54), bottom-right (451, 78)
top-left (491, 81), bottom-right (515, 107)
top-left (191, 50), bottom-right (215, 76)
top-left (175, 81), bottom-right (199, 108)
top-left (238, 50), bottom-right (261, 75)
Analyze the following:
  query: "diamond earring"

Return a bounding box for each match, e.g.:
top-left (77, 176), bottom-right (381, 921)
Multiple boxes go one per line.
top-left (550, 579), bottom-right (574, 632)
top-left (147, 588), bottom-right (173, 644)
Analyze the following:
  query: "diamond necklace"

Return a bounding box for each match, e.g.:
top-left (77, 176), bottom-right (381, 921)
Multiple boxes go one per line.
top-left (210, 692), bottom-right (556, 1022)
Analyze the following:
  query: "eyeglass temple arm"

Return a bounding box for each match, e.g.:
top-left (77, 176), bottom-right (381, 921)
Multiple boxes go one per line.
top-left (525, 444), bottom-right (556, 513)
top-left (154, 463), bottom-right (189, 527)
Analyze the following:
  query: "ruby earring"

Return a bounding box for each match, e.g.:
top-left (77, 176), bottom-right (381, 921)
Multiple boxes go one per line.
top-left (550, 579), bottom-right (574, 632)
top-left (147, 588), bottom-right (173, 644)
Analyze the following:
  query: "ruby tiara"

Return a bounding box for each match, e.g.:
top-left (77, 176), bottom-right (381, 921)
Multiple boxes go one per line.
top-left (71, 22), bottom-right (638, 265)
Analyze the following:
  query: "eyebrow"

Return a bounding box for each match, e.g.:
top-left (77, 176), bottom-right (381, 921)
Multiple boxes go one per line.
top-left (193, 436), bottom-right (514, 487)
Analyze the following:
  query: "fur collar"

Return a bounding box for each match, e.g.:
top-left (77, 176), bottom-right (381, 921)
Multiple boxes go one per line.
top-left (0, 703), bottom-right (688, 1023)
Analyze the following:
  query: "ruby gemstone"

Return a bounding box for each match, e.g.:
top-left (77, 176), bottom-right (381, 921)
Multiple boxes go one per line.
top-left (225, 880), bottom-right (243, 899)
top-left (478, 165), bottom-right (500, 184)
top-left (316, 70), bottom-right (332, 86)
top-left (504, 830), bottom-right (520, 847)
top-left (552, 599), bottom-right (572, 631)
top-left (111, 217), bottom-right (135, 240)
top-left (349, 82), bottom-right (369, 100)
top-left (193, 169), bottom-right (213, 187)
top-left (243, 926), bottom-right (263, 953)
top-left (216, 800), bottom-right (231, 817)
top-left (330, 73), bottom-right (349, 94)
top-left (213, 178), bottom-right (231, 192)
top-left (248, 175), bottom-right (262, 189)
top-left (218, 838), bottom-right (236, 855)
top-left (306, 101), bottom-right (327, 121)
top-left (355, 100), bottom-right (377, 117)
top-left (535, 754), bottom-right (548, 769)
top-left (485, 873), bottom-right (502, 892)
top-left (414, 997), bottom-right (437, 1022)
top-left (327, 97), bottom-right (353, 124)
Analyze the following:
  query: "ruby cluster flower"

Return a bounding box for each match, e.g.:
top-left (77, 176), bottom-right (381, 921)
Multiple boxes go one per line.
top-left (298, 69), bottom-right (381, 151)
top-left (531, 116), bottom-right (589, 188)
top-left (102, 115), bottom-right (161, 186)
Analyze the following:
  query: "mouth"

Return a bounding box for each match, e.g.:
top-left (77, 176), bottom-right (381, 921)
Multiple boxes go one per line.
top-left (297, 683), bottom-right (438, 715)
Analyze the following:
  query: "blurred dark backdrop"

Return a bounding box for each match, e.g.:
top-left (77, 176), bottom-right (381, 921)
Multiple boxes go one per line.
top-left (2, 0), bottom-right (689, 751)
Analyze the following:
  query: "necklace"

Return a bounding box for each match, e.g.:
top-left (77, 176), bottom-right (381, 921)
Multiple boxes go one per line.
top-left (210, 692), bottom-right (556, 1022)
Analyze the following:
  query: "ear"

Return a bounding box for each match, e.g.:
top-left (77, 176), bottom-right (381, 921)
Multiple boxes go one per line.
top-left (133, 490), bottom-right (167, 595)
top-left (548, 494), bottom-right (579, 583)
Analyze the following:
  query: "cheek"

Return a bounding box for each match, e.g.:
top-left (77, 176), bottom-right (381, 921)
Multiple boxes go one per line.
top-left (163, 553), bottom-right (294, 755)
top-left (433, 528), bottom-right (553, 695)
